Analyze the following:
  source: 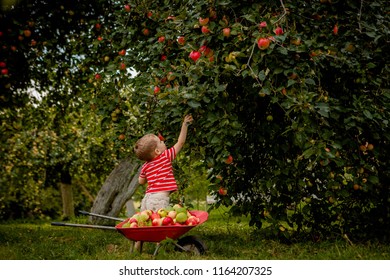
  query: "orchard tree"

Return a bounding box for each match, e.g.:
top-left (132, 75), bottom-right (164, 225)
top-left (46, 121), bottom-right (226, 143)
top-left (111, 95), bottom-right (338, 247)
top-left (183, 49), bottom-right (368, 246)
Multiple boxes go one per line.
top-left (0, 0), bottom-right (134, 219)
top-left (78, 0), bottom-right (389, 241)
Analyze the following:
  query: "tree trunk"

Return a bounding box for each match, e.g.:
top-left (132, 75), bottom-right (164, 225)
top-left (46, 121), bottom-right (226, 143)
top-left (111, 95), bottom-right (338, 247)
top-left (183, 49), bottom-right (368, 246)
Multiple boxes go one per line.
top-left (89, 157), bottom-right (141, 225)
top-left (59, 168), bottom-right (74, 220)
top-left (60, 182), bottom-right (74, 219)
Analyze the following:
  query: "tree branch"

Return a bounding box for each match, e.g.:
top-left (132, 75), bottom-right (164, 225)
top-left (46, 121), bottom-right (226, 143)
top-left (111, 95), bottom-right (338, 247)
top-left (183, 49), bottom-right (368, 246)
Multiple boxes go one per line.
top-left (275, 0), bottom-right (287, 25)
top-left (357, 0), bottom-right (364, 33)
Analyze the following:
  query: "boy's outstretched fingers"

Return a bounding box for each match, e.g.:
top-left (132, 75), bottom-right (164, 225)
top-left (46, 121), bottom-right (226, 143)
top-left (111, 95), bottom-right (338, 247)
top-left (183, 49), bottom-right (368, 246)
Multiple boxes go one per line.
top-left (185, 114), bottom-right (193, 125)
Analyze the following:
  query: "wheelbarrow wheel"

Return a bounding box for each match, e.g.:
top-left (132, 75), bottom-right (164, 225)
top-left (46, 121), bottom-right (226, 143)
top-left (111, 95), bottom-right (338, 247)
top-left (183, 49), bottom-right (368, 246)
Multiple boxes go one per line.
top-left (175, 235), bottom-right (207, 255)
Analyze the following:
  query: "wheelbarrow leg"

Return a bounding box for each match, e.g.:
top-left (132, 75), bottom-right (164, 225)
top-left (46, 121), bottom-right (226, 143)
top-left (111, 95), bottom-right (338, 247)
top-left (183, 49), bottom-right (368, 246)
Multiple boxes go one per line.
top-left (130, 241), bottom-right (143, 253)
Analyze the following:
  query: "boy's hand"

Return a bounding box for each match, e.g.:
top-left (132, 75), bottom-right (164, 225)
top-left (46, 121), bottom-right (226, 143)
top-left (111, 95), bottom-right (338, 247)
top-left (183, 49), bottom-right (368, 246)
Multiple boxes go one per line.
top-left (184, 115), bottom-right (193, 126)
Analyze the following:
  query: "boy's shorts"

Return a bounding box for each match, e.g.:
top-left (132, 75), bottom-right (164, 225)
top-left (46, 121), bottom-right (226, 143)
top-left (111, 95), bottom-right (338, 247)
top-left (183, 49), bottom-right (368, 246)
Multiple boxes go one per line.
top-left (140, 191), bottom-right (170, 212)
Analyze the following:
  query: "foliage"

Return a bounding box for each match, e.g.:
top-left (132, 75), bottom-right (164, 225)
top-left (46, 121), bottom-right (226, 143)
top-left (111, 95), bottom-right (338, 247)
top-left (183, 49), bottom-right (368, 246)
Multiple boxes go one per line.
top-left (92, 0), bottom-right (388, 241)
top-left (1, 0), bottom-right (389, 241)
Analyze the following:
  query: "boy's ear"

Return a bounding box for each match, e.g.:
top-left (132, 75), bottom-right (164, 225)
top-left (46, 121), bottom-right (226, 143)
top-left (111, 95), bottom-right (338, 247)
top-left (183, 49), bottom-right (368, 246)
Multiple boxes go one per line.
top-left (154, 148), bottom-right (162, 155)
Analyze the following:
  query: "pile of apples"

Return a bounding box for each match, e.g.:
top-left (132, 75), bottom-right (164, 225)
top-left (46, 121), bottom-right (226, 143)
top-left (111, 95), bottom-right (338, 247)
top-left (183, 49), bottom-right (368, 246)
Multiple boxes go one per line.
top-left (120, 204), bottom-right (200, 228)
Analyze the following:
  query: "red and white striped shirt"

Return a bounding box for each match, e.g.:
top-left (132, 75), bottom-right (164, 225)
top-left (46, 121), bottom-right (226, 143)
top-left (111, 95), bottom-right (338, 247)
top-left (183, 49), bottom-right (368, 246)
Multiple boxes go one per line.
top-left (140, 147), bottom-right (178, 193)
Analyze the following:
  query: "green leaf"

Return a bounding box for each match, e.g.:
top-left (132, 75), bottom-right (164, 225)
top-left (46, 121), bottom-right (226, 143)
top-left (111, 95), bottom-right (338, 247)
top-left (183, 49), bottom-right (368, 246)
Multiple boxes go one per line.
top-left (241, 14), bottom-right (256, 23)
top-left (305, 78), bottom-right (316, 85)
top-left (278, 47), bottom-right (288, 55)
top-left (187, 100), bottom-right (201, 108)
top-left (368, 176), bottom-right (379, 184)
top-left (316, 103), bottom-right (330, 118)
top-left (302, 147), bottom-right (315, 159)
top-left (258, 70), bottom-right (266, 82)
top-left (363, 110), bottom-right (373, 119)
top-left (287, 79), bottom-right (297, 87)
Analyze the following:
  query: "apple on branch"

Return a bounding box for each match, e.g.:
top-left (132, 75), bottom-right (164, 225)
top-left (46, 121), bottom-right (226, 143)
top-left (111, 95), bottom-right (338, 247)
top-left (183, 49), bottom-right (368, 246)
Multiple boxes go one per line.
top-left (222, 27), bottom-right (231, 37)
top-left (257, 37), bottom-right (270, 50)
top-left (124, 5), bottom-right (131, 12)
top-left (199, 17), bottom-right (209, 26)
top-left (177, 36), bottom-right (185, 45)
top-left (218, 187), bottom-right (228, 196)
top-left (189, 50), bottom-right (201, 62)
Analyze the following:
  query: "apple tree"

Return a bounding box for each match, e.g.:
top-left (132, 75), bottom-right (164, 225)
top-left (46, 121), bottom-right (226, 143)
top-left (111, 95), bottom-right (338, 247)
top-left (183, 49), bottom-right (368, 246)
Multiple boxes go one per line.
top-left (0, 0), bottom-right (134, 219)
top-left (79, 0), bottom-right (390, 241)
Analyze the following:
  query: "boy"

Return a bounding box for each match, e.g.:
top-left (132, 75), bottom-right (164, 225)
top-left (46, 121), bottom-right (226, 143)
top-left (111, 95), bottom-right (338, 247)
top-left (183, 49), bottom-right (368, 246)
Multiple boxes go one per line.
top-left (134, 114), bottom-right (193, 213)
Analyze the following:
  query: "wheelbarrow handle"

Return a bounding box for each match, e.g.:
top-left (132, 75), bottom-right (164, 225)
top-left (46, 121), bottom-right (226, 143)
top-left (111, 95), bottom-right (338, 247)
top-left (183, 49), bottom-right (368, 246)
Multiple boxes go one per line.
top-left (79, 210), bottom-right (125, 222)
top-left (51, 222), bottom-right (117, 230)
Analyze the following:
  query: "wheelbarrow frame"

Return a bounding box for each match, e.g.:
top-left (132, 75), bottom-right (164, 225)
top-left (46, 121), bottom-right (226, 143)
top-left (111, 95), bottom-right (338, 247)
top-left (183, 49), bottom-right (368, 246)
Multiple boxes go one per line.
top-left (51, 210), bottom-right (208, 256)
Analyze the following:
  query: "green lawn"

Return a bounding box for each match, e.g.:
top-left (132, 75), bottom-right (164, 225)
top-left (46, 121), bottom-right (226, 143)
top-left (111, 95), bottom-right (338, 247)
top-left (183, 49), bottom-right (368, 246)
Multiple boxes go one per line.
top-left (0, 207), bottom-right (389, 260)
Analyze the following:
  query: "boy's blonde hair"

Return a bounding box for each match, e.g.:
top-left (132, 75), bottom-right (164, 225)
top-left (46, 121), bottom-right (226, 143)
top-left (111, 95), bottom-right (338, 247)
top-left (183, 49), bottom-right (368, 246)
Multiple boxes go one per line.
top-left (134, 134), bottom-right (158, 161)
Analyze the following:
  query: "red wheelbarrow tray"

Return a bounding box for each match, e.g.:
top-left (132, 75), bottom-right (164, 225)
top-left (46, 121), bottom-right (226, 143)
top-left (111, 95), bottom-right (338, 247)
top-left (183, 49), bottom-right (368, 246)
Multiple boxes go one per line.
top-left (116, 210), bottom-right (208, 243)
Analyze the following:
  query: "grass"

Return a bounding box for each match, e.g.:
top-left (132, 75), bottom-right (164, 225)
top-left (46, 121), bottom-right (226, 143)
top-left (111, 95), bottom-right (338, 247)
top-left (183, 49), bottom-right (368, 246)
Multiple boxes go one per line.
top-left (0, 207), bottom-right (389, 260)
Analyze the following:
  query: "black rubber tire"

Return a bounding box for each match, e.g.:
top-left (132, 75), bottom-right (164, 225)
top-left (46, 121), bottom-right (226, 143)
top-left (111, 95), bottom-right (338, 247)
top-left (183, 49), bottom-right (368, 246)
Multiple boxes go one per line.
top-left (176, 235), bottom-right (207, 255)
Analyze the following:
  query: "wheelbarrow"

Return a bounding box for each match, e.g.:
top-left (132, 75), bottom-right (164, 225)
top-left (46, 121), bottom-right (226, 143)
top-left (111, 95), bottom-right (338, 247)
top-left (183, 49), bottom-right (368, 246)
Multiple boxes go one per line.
top-left (51, 210), bottom-right (208, 256)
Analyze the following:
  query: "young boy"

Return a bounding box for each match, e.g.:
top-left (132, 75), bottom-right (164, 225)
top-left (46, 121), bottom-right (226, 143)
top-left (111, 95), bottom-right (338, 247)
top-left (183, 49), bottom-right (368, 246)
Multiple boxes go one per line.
top-left (132, 115), bottom-right (193, 252)
top-left (134, 114), bottom-right (193, 213)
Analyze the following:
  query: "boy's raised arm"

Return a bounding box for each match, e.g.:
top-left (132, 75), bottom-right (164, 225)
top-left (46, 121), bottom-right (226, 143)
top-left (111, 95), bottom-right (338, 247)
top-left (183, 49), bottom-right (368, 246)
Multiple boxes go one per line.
top-left (173, 115), bottom-right (193, 154)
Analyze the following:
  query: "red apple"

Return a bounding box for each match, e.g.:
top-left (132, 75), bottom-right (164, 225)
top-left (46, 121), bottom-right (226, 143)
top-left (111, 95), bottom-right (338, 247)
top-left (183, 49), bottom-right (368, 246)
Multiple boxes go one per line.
top-left (94, 73), bottom-right (101, 80)
top-left (129, 222), bottom-right (138, 228)
top-left (95, 23), bottom-right (101, 29)
top-left (118, 49), bottom-right (126, 56)
top-left (274, 26), bottom-right (283, 35)
top-left (143, 28), bottom-right (150, 36)
top-left (225, 154), bottom-right (233, 164)
top-left (97, 36), bottom-right (103, 41)
top-left (189, 50), bottom-right (201, 62)
top-left (198, 45), bottom-right (208, 54)
top-left (257, 37), bottom-right (270, 50)
top-left (124, 4), bottom-right (131, 12)
top-left (259, 21), bottom-right (267, 28)
top-left (162, 216), bottom-right (173, 226)
top-left (160, 54), bottom-right (167, 61)
top-left (201, 26), bottom-right (210, 34)
top-left (23, 30), bottom-right (31, 37)
top-left (0, 62), bottom-right (6, 68)
top-left (151, 212), bottom-right (160, 221)
top-left (154, 86), bottom-right (160, 94)
top-left (1, 68), bottom-right (8, 75)
top-left (185, 216), bottom-right (199, 226)
top-left (222, 27), bottom-right (231, 37)
top-left (199, 17), bottom-right (209, 26)
top-left (167, 72), bottom-right (175, 81)
top-left (147, 11), bottom-right (153, 18)
top-left (333, 24), bottom-right (338, 35)
top-left (177, 36), bottom-right (185, 45)
top-left (152, 218), bottom-right (162, 226)
top-left (218, 187), bottom-right (228, 196)
top-left (158, 36), bottom-right (165, 43)
top-left (119, 63), bottom-right (126, 70)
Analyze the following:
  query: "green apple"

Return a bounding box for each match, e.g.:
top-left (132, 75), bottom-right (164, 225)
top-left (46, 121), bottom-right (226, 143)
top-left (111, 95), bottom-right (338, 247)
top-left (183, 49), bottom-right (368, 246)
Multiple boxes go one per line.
top-left (157, 208), bottom-right (168, 217)
top-left (176, 212), bottom-right (188, 224)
